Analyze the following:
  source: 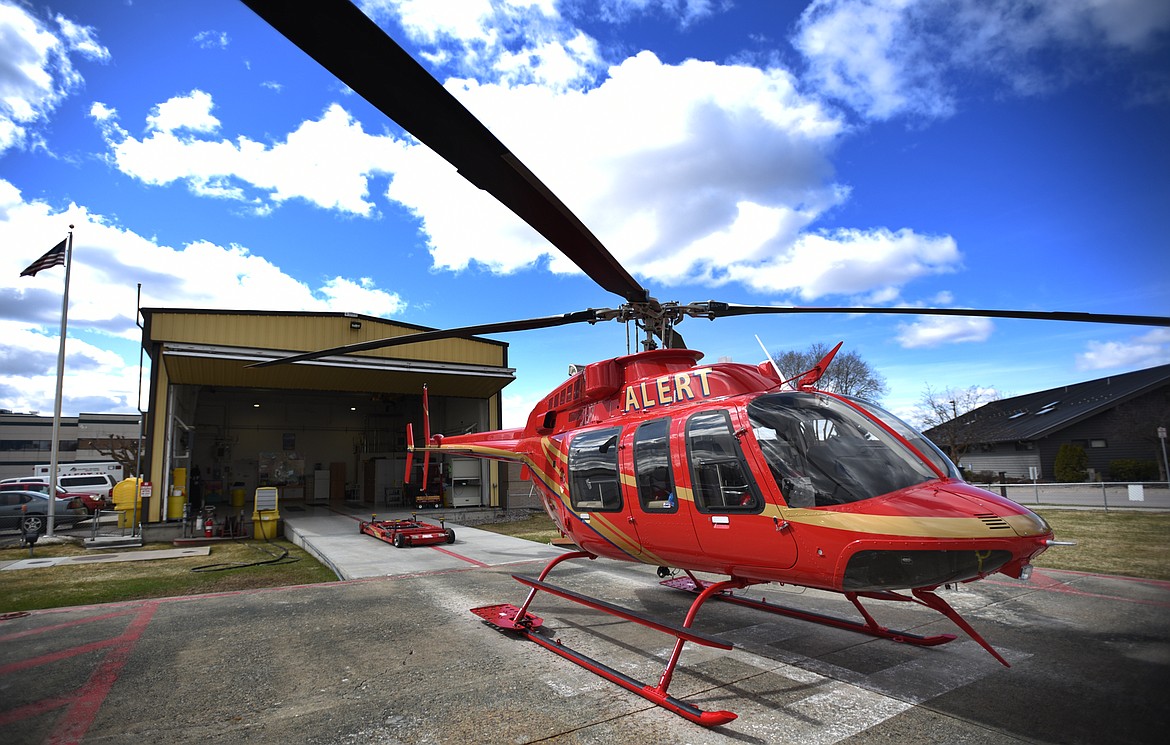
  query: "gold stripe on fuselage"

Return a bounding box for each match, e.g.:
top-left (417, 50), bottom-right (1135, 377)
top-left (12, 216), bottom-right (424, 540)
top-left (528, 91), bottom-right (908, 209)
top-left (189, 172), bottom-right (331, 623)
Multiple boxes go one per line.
top-left (677, 486), bottom-right (1044, 539)
top-left (777, 508), bottom-right (1045, 539)
top-left (435, 442), bottom-right (660, 563)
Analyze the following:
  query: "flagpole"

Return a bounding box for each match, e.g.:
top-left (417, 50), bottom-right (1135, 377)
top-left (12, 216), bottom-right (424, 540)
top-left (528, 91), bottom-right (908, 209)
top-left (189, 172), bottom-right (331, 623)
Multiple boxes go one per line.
top-left (46, 225), bottom-right (74, 538)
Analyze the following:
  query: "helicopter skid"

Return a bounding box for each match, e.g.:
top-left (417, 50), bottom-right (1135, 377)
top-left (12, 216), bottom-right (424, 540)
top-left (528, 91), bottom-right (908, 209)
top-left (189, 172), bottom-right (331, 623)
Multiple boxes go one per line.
top-left (661, 576), bottom-right (958, 648)
top-left (513, 622), bottom-right (737, 727)
top-left (472, 565), bottom-right (739, 726)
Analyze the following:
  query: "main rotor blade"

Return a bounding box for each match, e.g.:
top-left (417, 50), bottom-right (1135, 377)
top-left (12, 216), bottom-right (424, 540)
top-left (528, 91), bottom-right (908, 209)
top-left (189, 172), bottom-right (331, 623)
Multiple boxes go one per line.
top-left (700, 304), bottom-right (1170, 327)
top-left (240, 0), bottom-right (648, 305)
top-left (248, 310), bottom-right (604, 368)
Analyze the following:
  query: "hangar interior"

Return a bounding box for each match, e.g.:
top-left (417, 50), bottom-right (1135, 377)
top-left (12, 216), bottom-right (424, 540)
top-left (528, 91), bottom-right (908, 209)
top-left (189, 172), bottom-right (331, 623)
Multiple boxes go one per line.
top-left (141, 309), bottom-right (515, 522)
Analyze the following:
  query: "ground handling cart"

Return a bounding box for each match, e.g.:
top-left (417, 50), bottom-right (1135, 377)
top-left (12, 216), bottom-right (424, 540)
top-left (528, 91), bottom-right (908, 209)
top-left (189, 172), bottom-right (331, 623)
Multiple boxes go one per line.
top-left (359, 514), bottom-right (455, 548)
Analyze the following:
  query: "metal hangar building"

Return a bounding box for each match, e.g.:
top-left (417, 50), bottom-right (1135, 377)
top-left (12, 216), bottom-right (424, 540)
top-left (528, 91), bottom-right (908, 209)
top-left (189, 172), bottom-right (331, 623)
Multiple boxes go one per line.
top-left (139, 308), bottom-right (515, 522)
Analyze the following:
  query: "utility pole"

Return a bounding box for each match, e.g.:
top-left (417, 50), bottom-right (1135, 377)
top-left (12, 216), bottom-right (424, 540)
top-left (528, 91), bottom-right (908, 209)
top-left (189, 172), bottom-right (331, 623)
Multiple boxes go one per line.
top-left (1159, 427), bottom-right (1168, 487)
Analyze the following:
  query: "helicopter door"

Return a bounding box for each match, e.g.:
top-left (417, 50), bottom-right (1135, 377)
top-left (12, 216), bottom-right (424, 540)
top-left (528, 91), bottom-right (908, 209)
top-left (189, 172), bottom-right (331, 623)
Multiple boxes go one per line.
top-left (624, 417), bottom-right (700, 564)
top-left (683, 409), bottom-right (797, 573)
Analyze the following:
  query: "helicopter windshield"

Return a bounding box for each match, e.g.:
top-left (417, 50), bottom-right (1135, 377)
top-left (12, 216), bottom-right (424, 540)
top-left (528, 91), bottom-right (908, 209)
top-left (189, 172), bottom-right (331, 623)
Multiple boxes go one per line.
top-left (747, 392), bottom-right (951, 507)
top-left (842, 395), bottom-right (961, 480)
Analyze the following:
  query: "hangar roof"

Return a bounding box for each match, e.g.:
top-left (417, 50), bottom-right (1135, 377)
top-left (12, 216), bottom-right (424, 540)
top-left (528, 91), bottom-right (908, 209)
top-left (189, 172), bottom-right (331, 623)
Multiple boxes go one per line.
top-left (141, 308), bottom-right (514, 398)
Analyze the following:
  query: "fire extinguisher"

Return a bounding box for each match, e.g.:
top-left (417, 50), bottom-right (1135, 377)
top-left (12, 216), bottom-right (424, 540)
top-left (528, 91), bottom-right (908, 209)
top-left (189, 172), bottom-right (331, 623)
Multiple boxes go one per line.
top-left (204, 515), bottom-right (215, 538)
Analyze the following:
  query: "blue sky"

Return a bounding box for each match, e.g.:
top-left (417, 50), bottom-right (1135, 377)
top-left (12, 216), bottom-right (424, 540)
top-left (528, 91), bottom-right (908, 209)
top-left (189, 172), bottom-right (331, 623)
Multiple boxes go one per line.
top-left (2, 0), bottom-right (1168, 428)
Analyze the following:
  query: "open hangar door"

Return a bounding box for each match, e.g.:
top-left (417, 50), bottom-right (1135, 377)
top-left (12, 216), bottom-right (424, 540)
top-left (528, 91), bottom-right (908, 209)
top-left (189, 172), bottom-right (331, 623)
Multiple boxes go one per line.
top-left (186, 388), bottom-right (495, 512)
top-left (141, 309), bottom-right (514, 522)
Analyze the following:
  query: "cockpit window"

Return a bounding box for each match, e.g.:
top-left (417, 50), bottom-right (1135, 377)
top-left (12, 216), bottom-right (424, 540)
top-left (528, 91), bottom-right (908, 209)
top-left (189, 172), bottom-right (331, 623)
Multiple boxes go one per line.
top-left (747, 393), bottom-right (942, 507)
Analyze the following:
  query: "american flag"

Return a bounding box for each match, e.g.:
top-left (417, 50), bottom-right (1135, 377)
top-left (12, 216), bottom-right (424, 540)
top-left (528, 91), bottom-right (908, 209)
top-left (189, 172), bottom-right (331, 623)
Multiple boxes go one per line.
top-left (19, 239), bottom-right (67, 277)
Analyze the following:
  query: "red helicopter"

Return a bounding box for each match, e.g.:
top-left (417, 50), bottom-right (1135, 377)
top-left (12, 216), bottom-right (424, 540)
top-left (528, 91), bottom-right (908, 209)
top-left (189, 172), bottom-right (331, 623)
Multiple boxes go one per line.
top-left (242, 0), bottom-right (1170, 727)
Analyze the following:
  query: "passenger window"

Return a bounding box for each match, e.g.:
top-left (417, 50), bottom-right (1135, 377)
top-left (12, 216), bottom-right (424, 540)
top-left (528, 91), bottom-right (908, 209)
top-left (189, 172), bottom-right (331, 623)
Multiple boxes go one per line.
top-left (686, 410), bottom-right (762, 513)
top-left (634, 419), bottom-right (676, 512)
top-left (568, 427), bottom-right (622, 511)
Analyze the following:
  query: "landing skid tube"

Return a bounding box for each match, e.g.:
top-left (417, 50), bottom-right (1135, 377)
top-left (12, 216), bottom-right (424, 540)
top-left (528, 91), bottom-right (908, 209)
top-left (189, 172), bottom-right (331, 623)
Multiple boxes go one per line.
top-left (471, 552), bottom-right (741, 727)
top-left (662, 573), bottom-right (1009, 667)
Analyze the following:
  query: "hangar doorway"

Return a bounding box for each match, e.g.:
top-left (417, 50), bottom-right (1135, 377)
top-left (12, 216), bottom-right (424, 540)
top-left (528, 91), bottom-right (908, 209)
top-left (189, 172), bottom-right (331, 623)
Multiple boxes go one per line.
top-left (177, 386), bottom-right (491, 512)
top-left (142, 309), bottom-right (514, 522)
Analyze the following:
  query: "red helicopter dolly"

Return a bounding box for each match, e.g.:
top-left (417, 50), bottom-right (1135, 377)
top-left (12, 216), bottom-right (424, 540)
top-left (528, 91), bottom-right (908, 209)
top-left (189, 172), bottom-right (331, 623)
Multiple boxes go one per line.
top-left (242, 0), bottom-right (1170, 727)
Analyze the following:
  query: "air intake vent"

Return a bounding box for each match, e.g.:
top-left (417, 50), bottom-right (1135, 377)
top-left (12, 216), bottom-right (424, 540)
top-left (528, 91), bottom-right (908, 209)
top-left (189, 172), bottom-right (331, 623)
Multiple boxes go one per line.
top-left (977, 513), bottom-right (1011, 530)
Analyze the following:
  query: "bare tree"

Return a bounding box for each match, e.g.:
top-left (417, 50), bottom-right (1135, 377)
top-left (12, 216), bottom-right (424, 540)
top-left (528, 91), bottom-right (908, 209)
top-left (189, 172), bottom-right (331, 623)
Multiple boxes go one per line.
top-left (81, 434), bottom-right (140, 477)
top-left (771, 343), bottom-right (889, 401)
top-left (914, 384), bottom-right (1002, 464)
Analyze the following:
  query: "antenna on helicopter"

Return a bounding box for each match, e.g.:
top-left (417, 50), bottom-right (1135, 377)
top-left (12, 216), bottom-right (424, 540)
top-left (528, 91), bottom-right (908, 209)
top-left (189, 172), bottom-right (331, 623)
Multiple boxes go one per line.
top-left (754, 334), bottom-right (787, 387)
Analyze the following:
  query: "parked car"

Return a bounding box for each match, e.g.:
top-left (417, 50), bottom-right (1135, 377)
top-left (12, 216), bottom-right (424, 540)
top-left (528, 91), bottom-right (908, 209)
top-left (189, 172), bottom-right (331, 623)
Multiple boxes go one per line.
top-left (1, 472), bottom-right (118, 507)
top-left (56, 472), bottom-right (118, 502)
top-left (0, 490), bottom-right (88, 534)
top-left (0, 482), bottom-right (109, 514)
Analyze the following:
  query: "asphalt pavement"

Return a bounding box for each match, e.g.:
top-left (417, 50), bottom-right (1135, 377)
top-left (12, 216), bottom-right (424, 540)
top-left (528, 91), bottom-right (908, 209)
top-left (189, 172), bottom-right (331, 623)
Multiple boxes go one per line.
top-left (1, 506), bottom-right (1167, 744)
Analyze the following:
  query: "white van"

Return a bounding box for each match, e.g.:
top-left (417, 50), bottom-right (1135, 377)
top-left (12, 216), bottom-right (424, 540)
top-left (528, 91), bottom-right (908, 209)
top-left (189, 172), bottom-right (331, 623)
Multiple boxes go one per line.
top-left (34, 461), bottom-right (124, 481)
top-left (56, 472), bottom-right (119, 501)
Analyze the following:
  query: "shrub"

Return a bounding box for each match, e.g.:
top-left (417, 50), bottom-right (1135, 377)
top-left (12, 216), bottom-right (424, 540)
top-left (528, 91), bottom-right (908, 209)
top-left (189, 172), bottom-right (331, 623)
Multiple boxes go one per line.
top-left (1108, 459), bottom-right (1159, 481)
top-left (1054, 443), bottom-right (1089, 482)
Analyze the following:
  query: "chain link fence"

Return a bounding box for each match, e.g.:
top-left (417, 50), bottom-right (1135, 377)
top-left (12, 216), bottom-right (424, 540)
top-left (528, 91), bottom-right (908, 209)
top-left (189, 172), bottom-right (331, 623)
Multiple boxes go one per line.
top-left (970, 481), bottom-right (1170, 510)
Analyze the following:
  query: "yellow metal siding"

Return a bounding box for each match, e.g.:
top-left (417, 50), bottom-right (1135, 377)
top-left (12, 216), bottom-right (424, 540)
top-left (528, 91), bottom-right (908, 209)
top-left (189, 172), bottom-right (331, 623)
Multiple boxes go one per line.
top-left (147, 357), bottom-right (170, 523)
top-left (149, 313), bottom-right (504, 366)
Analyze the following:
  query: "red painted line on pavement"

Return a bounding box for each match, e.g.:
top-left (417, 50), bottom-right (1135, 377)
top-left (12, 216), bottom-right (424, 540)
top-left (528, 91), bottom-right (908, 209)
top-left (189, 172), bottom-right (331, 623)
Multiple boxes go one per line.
top-left (0, 601), bottom-right (159, 743)
top-left (427, 544), bottom-right (490, 567)
top-left (0, 694), bottom-right (74, 727)
top-left (982, 569), bottom-right (1170, 609)
top-left (0, 607), bottom-right (138, 643)
top-left (1038, 567), bottom-right (1170, 589)
top-left (48, 600), bottom-right (160, 745)
top-left (0, 636), bottom-right (126, 676)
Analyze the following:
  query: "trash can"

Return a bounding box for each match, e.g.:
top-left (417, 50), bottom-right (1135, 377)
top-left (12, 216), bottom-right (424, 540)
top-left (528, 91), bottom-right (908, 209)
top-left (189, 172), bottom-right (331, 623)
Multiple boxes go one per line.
top-left (252, 487), bottom-right (279, 539)
top-left (167, 490), bottom-right (185, 520)
top-left (231, 486), bottom-right (246, 510)
top-left (252, 511), bottom-right (279, 539)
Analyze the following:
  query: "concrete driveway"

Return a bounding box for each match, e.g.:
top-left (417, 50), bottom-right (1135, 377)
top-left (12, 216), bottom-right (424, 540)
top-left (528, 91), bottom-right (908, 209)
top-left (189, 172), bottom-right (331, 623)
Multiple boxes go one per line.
top-left (2, 517), bottom-right (1167, 744)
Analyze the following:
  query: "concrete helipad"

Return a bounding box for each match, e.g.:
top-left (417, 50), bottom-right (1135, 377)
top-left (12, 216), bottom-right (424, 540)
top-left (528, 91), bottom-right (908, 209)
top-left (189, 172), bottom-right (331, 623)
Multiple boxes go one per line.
top-left (1, 506), bottom-right (1167, 744)
top-left (279, 505), bottom-right (568, 579)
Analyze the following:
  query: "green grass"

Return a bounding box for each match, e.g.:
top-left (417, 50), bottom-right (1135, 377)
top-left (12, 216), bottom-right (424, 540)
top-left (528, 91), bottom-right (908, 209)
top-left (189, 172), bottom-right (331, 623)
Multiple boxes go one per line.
top-left (1033, 509), bottom-right (1170, 581)
top-left (0, 539), bottom-right (337, 613)
top-left (476, 513), bottom-right (564, 545)
top-left (478, 509), bottom-right (1170, 582)
top-left (2, 509), bottom-right (1163, 613)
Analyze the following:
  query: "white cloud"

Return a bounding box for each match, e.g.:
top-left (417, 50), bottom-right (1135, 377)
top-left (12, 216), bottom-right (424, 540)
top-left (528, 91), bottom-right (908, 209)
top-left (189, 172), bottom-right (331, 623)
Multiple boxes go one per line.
top-left (94, 101), bottom-right (407, 216)
top-left (193, 30), bottom-right (230, 50)
top-left (1075, 329), bottom-right (1170, 370)
top-left (596, 0), bottom-right (720, 26)
top-left (895, 314), bottom-right (995, 348)
top-left (794, 0), bottom-right (1170, 121)
top-left (88, 36), bottom-right (970, 303)
top-left (362, 0), bottom-right (600, 89)
top-left (726, 228), bottom-right (960, 300)
top-left (146, 90), bottom-right (221, 134)
top-left (409, 53), bottom-right (856, 288)
top-left (795, 0), bottom-right (948, 121)
top-left (0, 320), bottom-right (140, 414)
top-left (0, 1), bottom-right (109, 154)
top-left (0, 178), bottom-right (405, 415)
